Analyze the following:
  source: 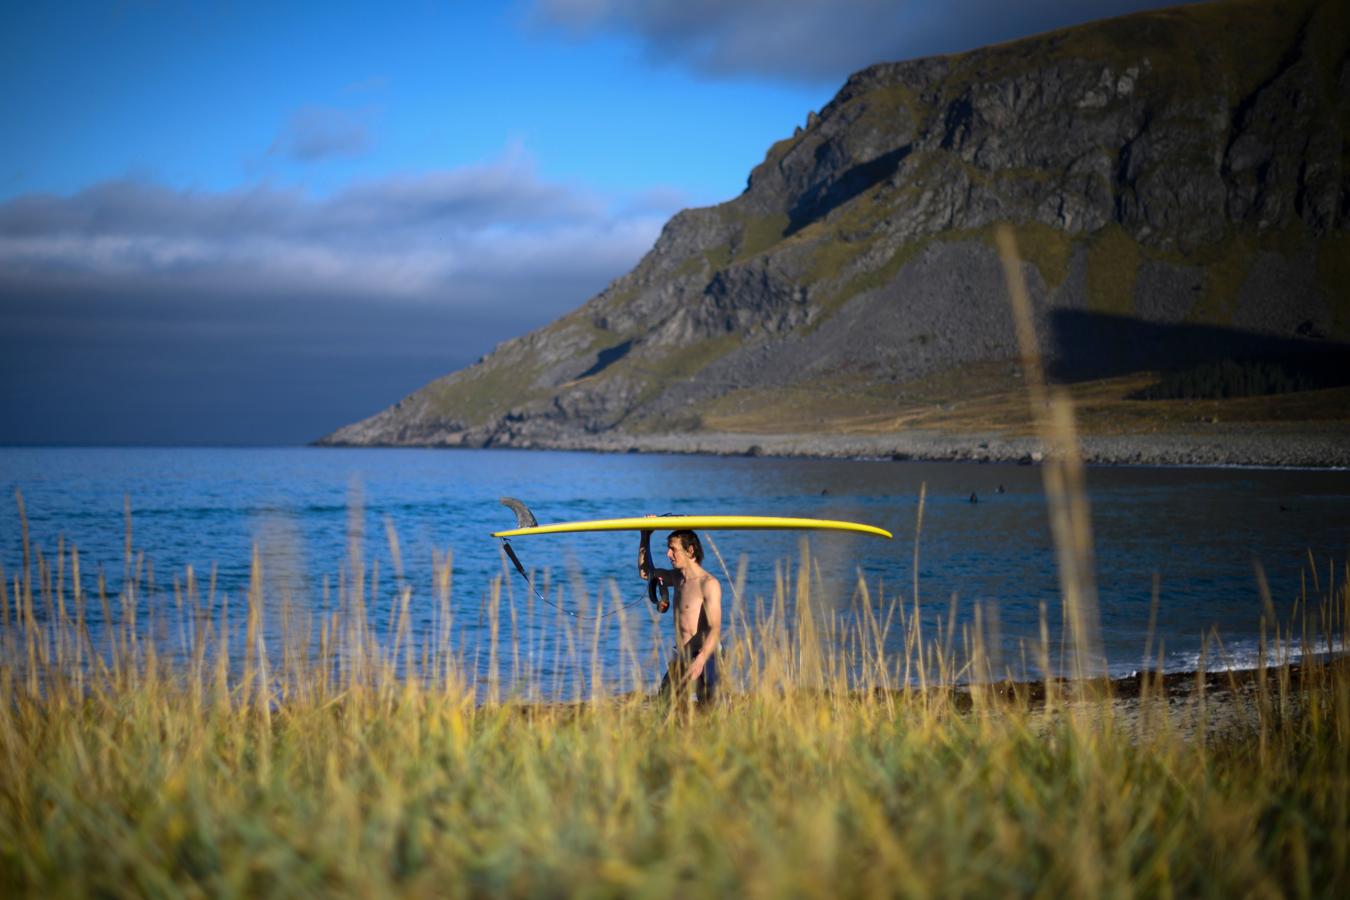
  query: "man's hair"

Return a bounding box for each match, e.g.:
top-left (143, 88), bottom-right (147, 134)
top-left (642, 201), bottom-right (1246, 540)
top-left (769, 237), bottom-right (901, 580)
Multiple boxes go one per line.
top-left (667, 529), bottom-right (703, 563)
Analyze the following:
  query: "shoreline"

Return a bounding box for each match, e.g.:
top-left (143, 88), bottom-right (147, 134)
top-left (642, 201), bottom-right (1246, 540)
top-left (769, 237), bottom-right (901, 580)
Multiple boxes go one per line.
top-left (951, 661), bottom-right (1315, 706)
top-left (943, 660), bottom-right (1340, 743)
top-left (317, 425), bottom-right (1350, 469)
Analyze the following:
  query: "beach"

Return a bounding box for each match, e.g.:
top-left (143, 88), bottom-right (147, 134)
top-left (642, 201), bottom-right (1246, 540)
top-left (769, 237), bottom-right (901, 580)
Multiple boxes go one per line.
top-left (493, 424), bottom-right (1350, 468)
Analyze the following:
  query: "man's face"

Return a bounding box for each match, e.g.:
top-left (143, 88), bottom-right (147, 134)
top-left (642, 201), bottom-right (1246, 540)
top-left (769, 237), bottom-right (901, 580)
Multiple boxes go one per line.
top-left (667, 537), bottom-right (693, 568)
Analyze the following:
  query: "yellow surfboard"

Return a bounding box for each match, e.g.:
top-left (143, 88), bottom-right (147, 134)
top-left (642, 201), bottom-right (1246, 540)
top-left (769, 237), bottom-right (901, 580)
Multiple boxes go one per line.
top-left (492, 515), bottom-right (892, 540)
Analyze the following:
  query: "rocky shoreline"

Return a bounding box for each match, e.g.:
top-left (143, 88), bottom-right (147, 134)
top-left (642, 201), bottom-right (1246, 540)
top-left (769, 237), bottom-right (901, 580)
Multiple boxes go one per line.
top-left (328, 425), bottom-right (1350, 469)
top-left (951, 661), bottom-right (1329, 744)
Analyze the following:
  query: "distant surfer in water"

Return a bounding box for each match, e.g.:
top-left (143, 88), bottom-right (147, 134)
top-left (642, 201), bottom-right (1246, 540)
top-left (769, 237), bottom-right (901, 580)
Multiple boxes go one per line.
top-left (639, 527), bottom-right (722, 705)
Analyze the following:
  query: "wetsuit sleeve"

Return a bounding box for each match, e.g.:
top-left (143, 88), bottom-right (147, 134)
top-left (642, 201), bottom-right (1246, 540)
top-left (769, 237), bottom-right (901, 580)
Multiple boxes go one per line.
top-left (638, 529), bottom-right (654, 580)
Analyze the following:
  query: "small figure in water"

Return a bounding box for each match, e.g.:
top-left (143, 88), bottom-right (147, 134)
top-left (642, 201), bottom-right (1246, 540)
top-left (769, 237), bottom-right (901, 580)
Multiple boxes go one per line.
top-left (969, 492), bottom-right (979, 504)
top-left (639, 526), bottom-right (722, 705)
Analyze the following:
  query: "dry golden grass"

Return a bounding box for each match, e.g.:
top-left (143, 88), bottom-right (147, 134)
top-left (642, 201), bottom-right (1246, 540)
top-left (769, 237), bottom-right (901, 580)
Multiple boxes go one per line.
top-left (0, 506), bottom-right (1347, 897)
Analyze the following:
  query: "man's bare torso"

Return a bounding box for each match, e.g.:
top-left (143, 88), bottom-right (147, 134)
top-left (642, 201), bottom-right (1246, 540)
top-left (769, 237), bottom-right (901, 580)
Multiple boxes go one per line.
top-left (674, 570), bottom-right (714, 646)
top-left (640, 529), bottom-right (723, 701)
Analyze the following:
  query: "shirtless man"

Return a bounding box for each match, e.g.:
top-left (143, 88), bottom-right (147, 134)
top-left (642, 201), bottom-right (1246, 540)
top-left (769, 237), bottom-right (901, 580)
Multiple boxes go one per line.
top-left (638, 528), bottom-right (722, 704)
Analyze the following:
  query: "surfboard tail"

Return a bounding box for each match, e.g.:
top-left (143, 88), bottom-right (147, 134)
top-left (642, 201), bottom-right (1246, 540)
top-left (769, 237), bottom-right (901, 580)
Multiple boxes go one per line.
top-left (499, 497), bottom-right (538, 530)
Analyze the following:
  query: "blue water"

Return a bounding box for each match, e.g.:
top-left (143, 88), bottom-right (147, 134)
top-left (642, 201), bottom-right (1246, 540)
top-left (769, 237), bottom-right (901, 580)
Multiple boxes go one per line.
top-left (3, 446), bottom-right (1348, 694)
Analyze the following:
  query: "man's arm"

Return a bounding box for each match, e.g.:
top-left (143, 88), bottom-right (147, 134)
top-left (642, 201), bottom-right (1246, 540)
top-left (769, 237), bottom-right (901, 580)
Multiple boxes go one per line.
top-left (638, 529), bottom-right (654, 580)
top-left (687, 577), bottom-right (722, 682)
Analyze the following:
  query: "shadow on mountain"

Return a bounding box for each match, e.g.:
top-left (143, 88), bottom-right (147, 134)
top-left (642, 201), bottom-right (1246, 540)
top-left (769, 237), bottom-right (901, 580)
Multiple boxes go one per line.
top-left (576, 339), bottom-right (633, 379)
top-left (1048, 311), bottom-right (1350, 396)
top-left (787, 145), bottom-right (912, 235)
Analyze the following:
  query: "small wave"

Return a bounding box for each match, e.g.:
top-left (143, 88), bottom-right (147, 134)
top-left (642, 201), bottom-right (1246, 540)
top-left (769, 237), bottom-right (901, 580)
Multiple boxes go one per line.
top-left (1114, 637), bottom-right (1347, 678)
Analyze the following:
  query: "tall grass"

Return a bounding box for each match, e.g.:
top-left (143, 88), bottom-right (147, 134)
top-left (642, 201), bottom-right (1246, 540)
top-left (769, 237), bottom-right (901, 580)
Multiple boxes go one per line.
top-left (2, 484), bottom-right (1348, 896)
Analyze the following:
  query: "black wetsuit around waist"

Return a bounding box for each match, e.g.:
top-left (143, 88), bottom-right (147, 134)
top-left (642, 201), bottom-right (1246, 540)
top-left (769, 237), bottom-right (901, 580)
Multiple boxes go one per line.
top-left (660, 631), bottom-right (719, 703)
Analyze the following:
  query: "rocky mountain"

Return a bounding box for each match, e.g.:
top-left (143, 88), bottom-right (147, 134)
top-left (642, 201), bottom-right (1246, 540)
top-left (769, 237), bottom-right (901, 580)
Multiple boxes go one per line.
top-left (319, 0), bottom-right (1350, 458)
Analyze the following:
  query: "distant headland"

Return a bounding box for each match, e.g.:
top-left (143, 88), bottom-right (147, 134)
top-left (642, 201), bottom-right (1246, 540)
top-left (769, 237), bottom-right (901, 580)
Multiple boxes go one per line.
top-left (317, 0), bottom-right (1350, 468)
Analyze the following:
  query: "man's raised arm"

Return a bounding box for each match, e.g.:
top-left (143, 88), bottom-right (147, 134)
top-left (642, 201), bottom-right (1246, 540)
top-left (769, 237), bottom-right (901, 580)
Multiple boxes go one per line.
top-left (638, 529), bottom-right (654, 581)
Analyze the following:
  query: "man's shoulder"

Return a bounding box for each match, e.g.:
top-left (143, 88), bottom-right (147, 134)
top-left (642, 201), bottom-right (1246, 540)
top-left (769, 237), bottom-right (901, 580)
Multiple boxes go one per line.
top-left (679, 569), bottom-right (715, 588)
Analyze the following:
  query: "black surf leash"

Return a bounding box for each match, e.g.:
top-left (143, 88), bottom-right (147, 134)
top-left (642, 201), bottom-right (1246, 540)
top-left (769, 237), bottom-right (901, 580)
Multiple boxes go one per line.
top-left (497, 497), bottom-right (660, 621)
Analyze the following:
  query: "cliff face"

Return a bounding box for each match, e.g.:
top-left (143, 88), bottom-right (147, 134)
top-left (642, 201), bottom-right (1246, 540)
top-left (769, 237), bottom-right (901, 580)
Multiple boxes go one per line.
top-left (319, 0), bottom-right (1350, 450)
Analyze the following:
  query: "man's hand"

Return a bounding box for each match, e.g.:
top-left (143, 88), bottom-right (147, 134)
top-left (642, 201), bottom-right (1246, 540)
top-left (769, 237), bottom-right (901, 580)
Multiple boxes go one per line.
top-left (686, 656), bottom-right (706, 682)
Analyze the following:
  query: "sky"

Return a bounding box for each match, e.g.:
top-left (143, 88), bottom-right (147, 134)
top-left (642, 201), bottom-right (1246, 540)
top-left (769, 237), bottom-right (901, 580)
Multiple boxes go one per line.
top-left (1, 0), bottom-right (1185, 445)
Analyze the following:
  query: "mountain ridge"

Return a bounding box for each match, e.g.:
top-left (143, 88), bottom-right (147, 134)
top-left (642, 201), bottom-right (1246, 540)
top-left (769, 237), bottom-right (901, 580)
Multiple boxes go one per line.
top-left (318, 0), bottom-right (1350, 461)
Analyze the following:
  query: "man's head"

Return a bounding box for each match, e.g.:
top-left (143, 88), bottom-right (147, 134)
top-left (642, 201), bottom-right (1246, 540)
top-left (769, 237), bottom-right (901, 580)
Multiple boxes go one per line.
top-left (666, 529), bottom-right (704, 566)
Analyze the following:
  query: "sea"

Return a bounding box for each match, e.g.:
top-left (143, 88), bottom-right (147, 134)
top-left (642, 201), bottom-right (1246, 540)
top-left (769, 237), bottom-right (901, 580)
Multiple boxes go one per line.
top-left (2, 446), bottom-right (1348, 697)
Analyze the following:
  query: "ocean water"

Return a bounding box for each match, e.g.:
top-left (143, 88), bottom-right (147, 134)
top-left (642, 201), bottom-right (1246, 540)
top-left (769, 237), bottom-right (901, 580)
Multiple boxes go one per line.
top-left (2, 446), bottom-right (1348, 694)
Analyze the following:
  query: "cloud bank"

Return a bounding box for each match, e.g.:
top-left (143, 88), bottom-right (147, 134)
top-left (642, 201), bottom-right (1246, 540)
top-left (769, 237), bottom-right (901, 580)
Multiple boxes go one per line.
top-left (0, 147), bottom-right (674, 312)
top-left (534, 0), bottom-right (1194, 83)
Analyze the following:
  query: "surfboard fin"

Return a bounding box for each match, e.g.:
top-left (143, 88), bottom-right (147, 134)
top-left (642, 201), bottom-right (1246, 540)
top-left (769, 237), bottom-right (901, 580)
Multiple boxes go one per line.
top-left (499, 496), bottom-right (538, 530)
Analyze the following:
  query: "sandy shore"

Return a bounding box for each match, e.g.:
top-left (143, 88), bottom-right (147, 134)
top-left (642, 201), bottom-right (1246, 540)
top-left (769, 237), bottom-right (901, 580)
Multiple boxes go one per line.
top-left (501, 425), bottom-right (1350, 469)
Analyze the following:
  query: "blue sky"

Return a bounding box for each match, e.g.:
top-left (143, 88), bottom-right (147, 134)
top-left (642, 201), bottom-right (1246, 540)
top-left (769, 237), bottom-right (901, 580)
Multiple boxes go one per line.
top-left (2, 3), bottom-right (824, 203)
top-left (0, 0), bottom-right (1183, 445)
